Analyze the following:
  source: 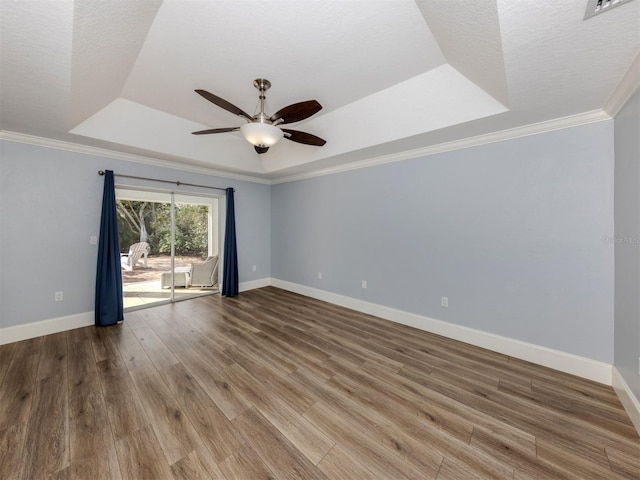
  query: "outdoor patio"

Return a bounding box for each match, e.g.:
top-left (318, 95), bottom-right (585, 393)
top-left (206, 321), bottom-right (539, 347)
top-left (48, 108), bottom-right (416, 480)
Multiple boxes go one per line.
top-left (121, 255), bottom-right (218, 309)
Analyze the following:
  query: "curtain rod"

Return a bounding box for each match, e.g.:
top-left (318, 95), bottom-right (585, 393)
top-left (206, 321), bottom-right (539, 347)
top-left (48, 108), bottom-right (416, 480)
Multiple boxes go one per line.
top-left (98, 170), bottom-right (233, 192)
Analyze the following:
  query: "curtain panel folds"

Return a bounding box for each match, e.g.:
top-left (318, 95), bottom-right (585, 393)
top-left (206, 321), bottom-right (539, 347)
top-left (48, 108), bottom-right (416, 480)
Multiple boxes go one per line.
top-left (95, 170), bottom-right (124, 325)
top-left (222, 187), bottom-right (239, 296)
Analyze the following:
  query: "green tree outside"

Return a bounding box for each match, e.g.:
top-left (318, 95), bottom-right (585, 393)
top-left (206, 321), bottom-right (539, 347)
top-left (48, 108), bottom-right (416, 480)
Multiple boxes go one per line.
top-left (117, 200), bottom-right (208, 258)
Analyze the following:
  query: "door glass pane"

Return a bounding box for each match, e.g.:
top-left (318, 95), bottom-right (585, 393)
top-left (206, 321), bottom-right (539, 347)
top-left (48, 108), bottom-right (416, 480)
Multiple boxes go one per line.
top-left (116, 188), bottom-right (219, 311)
top-left (173, 193), bottom-right (219, 302)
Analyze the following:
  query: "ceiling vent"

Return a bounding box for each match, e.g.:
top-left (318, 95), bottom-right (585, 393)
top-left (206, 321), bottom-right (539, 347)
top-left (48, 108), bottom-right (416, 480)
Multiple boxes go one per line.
top-left (584, 0), bottom-right (635, 19)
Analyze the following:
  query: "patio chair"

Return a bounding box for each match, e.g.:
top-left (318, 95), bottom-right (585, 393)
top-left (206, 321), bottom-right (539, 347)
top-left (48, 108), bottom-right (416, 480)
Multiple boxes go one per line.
top-left (190, 255), bottom-right (219, 287)
top-left (121, 242), bottom-right (150, 271)
top-left (160, 266), bottom-right (191, 288)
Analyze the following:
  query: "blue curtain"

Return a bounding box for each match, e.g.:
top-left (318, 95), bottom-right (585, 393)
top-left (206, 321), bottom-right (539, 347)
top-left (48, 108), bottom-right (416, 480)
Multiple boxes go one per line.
top-left (95, 170), bottom-right (124, 326)
top-left (222, 187), bottom-right (239, 297)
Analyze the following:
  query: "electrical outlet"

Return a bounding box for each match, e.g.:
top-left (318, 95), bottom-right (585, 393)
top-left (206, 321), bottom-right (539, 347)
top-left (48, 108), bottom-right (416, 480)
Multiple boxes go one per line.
top-left (318, 272), bottom-right (322, 279)
top-left (441, 296), bottom-right (448, 307)
top-left (55, 291), bottom-right (63, 302)
top-left (361, 280), bottom-right (367, 289)
top-left (90, 236), bottom-right (97, 245)
top-left (638, 357), bottom-right (640, 376)
top-left (252, 265), bottom-right (256, 272)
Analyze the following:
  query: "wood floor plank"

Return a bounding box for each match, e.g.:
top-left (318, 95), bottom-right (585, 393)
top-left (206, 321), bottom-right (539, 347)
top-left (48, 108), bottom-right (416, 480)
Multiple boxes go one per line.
top-left (258, 322), bottom-right (332, 363)
top-left (67, 336), bottom-right (98, 384)
top-left (128, 320), bottom-right (180, 370)
top-left (222, 325), bottom-right (299, 374)
top-left (326, 373), bottom-right (511, 479)
top-left (483, 378), bottom-right (638, 459)
top-left (359, 361), bottom-right (537, 454)
top-left (96, 356), bottom-right (150, 441)
top-left (111, 323), bottom-right (155, 372)
top-left (188, 330), bottom-right (237, 369)
top-left (316, 444), bottom-right (382, 480)
top-left (304, 399), bottom-right (437, 480)
top-left (70, 454), bottom-right (121, 480)
top-left (115, 425), bottom-right (174, 480)
top-left (398, 362), bottom-right (635, 468)
top-left (531, 377), bottom-right (639, 430)
top-left (502, 377), bottom-right (638, 439)
top-left (219, 443), bottom-right (279, 480)
top-left (507, 356), bottom-right (621, 406)
top-left (326, 356), bottom-right (475, 444)
top-left (0, 338), bottom-right (42, 429)
top-left (0, 338), bottom-right (43, 480)
top-left (253, 328), bottom-right (337, 382)
top-left (0, 422), bottom-right (28, 480)
top-left (129, 365), bottom-right (203, 465)
top-left (66, 325), bottom-right (92, 346)
top-left (174, 347), bottom-right (252, 420)
top-left (2, 287), bottom-right (637, 479)
top-left (159, 362), bottom-right (245, 463)
top-left (175, 444), bottom-right (228, 480)
top-left (89, 325), bottom-right (122, 362)
top-left (436, 457), bottom-right (479, 480)
top-left (606, 446), bottom-right (640, 479)
top-left (142, 313), bottom-right (193, 354)
top-left (469, 426), bottom-right (578, 480)
top-left (232, 407), bottom-right (328, 480)
top-left (19, 373), bottom-right (69, 480)
top-left (536, 437), bottom-right (632, 480)
top-left (170, 448), bottom-right (217, 480)
top-left (69, 372), bottom-right (120, 480)
top-left (0, 342), bottom-right (17, 387)
top-left (225, 346), bottom-right (318, 414)
top-left (284, 325), bottom-right (373, 368)
top-left (36, 331), bottom-right (68, 381)
top-left (316, 325), bottom-right (423, 372)
top-left (228, 362), bottom-right (335, 465)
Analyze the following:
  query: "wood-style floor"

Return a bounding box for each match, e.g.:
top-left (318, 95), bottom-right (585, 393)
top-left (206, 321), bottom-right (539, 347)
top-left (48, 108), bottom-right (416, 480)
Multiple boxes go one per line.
top-left (1, 287), bottom-right (638, 479)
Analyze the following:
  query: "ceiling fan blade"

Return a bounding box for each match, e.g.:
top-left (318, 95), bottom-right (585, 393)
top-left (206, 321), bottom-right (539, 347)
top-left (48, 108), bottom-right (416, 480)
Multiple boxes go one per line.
top-left (195, 89), bottom-right (253, 121)
top-left (255, 146), bottom-right (269, 154)
top-left (270, 100), bottom-right (322, 125)
top-left (282, 129), bottom-right (326, 146)
top-left (191, 127), bottom-right (239, 135)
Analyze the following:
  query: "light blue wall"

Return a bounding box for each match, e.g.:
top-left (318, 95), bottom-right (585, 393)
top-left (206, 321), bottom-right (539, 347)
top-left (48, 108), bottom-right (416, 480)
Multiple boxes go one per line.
top-left (0, 121), bottom-right (619, 365)
top-left (272, 122), bottom-right (615, 363)
top-left (614, 88), bottom-right (640, 400)
top-left (0, 140), bottom-right (271, 329)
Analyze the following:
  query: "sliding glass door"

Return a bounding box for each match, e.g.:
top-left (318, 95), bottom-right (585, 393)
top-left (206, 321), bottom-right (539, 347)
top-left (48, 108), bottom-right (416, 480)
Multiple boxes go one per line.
top-left (116, 187), bottom-right (219, 311)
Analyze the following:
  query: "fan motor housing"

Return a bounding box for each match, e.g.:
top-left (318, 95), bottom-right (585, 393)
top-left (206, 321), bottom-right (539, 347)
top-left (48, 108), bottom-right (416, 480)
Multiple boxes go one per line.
top-left (253, 78), bottom-right (271, 91)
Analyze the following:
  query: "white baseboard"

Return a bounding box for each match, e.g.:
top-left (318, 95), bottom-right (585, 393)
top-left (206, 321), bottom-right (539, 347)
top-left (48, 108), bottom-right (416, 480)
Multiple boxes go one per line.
top-left (612, 367), bottom-right (640, 435)
top-left (0, 280), bottom-right (614, 387)
top-left (0, 277), bottom-right (272, 344)
top-left (271, 279), bottom-right (613, 385)
top-left (239, 278), bottom-right (272, 293)
top-left (0, 311), bottom-right (94, 345)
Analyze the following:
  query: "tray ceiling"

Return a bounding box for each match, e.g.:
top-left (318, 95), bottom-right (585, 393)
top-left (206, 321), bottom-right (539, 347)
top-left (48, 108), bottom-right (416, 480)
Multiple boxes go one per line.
top-left (1, 0), bottom-right (638, 180)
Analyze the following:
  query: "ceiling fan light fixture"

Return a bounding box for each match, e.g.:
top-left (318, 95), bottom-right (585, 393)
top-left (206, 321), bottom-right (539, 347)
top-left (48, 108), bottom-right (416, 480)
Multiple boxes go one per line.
top-left (240, 122), bottom-right (283, 147)
top-left (192, 79), bottom-right (325, 153)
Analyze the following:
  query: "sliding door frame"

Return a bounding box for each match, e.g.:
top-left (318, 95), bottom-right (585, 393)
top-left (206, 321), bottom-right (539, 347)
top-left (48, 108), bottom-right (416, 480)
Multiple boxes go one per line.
top-left (115, 184), bottom-right (223, 311)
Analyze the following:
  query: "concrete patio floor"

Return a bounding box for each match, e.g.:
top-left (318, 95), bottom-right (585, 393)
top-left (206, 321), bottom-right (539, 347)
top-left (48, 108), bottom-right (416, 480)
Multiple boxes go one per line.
top-left (122, 255), bottom-right (218, 309)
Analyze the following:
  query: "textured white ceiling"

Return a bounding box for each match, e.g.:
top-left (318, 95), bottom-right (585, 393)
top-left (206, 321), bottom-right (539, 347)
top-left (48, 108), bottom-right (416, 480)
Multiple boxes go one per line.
top-left (1, 0), bottom-right (638, 179)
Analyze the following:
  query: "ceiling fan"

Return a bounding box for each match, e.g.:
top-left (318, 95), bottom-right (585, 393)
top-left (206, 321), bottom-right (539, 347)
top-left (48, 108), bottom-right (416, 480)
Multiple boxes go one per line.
top-left (192, 78), bottom-right (326, 154)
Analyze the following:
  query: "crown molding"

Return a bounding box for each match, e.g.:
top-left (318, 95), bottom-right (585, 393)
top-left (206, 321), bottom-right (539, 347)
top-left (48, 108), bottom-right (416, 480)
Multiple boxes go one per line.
top-left (2, 108), bottom-right (612, 187)
top-left (272, 109), bottom-right (611, 184)
top-left (604, 53), bottom-right (640, 117)
top-left (0, 130), bottom-right (272, 185)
